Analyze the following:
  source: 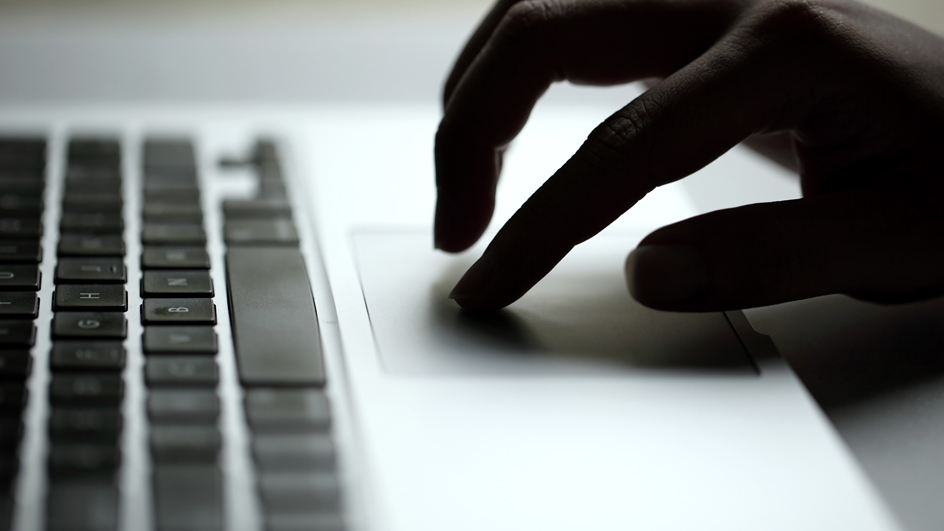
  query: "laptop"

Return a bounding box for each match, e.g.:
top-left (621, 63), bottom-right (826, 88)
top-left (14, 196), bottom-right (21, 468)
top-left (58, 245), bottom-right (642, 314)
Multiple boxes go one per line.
top-left (0, 102), bottom-right (901, 531)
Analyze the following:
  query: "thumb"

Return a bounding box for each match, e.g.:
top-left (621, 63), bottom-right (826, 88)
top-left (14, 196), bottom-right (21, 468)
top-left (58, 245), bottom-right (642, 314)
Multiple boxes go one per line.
top-left (626, 189), bottom-right (944, 311)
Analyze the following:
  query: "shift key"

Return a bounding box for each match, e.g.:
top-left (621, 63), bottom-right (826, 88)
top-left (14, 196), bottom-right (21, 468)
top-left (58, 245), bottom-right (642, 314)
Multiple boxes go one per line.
top-left (225, 247), bottom-right (324, 387)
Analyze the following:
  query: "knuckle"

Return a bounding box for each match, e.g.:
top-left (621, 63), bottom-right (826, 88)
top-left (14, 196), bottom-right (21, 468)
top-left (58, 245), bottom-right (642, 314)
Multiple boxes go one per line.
top-left (581, 97), bottom-right (660, 177)
top-left (495, 0), bottom-right (560, 49)
top-left (751, 0), bottom-right (845, 42)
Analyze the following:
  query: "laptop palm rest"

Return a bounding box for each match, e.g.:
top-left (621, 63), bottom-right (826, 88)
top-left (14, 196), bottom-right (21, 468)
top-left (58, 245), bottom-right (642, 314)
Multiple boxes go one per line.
top-left (356, 231), bottom-right (755, 376)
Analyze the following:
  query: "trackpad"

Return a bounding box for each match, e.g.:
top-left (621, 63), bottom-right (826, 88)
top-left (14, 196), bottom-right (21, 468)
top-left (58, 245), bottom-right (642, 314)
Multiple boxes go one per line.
top-left (355, 232), bottom-right (754, 376)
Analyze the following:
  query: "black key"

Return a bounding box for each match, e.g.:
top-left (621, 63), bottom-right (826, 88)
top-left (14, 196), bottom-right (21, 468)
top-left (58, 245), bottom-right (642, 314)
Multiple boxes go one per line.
top-left (258, 180), bottom-right (288, 200)
top-left (0, 383), bottom-right (26, 412)
top-left (142, 299), bottom-right (216, 325)
top-left (0, 217), bottom-right (41, 239)
top-left (145, 357), bottom-right (219, 387)
top-left (244, 390), bottom-right (331, 433)
top-left (55, 258), bottom-right (126, 284)
top-left (225, 219), bottom-right (298, 245)
top-left (143, 203), bottom-right (203, 223)
top-left (0, 497), bottom-right (10, 531)
top-left (252, 433), bottom-right (335, 472)
top-left (0, 455), bottom-right (18, 482)
top-left (0, 417), bottom-right (22, 449)
top-left (46, 480), bottom-right (118, 531)
top-left (49, 408), bottom-right (122, 443)
top-left (0, 320), bottom-right (35, 347)
top-left (144, 188), bottom-right (199, 204)
top-left (49, 374), bottom-right (123, 406)
top-left (144, 140), bottom-right (195, 168)
top-left (142, 270), bottom-right (213, 298)
top-left (0, 292), bottom-right (38, 318)
top-left (0, 264), bottom-right (40, 290)
top-left (68, 138), bottom-right (120, 166)
top-left (52, 312), bottom-right (127, 339)
top-left (50, 341), bottom-right (126, 371)
top-left (265, 512), bottom-right (345, 531)
top-left (0, 241), bottom-right (41, 263)
top-left (257, 472), bottom-right (341, 513)
top-left (54, 284), bottom-right (127, 312)
top-left (148, 390), bottom-right (220, 423)
top-left (226, 247), bottom-right (324, 386)
top-left (153, 464), bottom-right (222, 531)
top-left (141, 246), bottom-right (210, 269)
top-left (150, 425), bottom-right (221, 462)
top-left (222, 199), bottom-right (291, 219)
top-left (144, 173), bottom-right (197, 187)
top-left (48, 444), bottom-right (121, 477)
top-left (64, 177), bottom-right (121, 195)
top-left (58, 234), bottom-right (125, 257)
top-left (142, 224), bottom-right (206, 245)
top-left (143, 326), bottom-right (218, 355)
top-left (61, 194), bottom-right (122, 213)
top-left (0, 192), bottom-right (42, 214)
top-left (143, 183), bottom-right (201, 195)
top-left (0, 351), bottom-right (30, 380)
top-left (0, 138), bottom-right (45, 177)
top-left (60, 212), bottom-right (123, 233)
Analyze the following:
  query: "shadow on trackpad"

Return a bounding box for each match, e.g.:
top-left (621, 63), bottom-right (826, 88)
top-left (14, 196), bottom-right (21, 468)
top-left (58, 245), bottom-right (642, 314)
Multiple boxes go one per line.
top-left (354, 231), bottom-right (755, 377)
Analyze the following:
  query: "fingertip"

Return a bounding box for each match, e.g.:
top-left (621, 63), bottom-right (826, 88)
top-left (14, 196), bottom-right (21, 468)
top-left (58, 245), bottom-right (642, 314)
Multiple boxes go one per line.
top-left (625, 244), bottom-right (708, 309)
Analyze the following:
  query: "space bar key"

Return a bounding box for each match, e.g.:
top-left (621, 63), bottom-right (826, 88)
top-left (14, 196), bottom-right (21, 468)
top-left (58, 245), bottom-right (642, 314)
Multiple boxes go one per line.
top-left (226, 246), bottom-right (325, 387)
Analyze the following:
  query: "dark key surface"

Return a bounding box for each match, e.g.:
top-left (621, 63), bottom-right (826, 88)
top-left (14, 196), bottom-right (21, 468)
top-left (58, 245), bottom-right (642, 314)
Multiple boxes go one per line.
top-left (226, 247), bottom-right (324, 386)
top-left (46, 480), bottom-right (118, 531)
top-left (265, 512), bottom-right (345, 531)
top-left (60, 212), bottom-right (123, 233)
top-left (153, 465), bottom-right (223, 531)
top-left (0, 137), bottom-right (45, 175)
top-left (0, 417), bottom-right (21, 449)
top-left (50, 341), bottom-right (126, 371)
top-left (0, 350), bottom-right (30, 379)
top-left (0, 383), bottom-right (26, 412)
top-left (144, 174), bottom-right (197, 188)
top-left (61, 195), bottom-right (122, 213)
top-left (142, 246), bottom-right (210, 269)
top-left (49, 409), bottom-right (122, 443)
top-left (0, 264), bottom-right (41, 290)
top-left (258, 472), bottom-right (341, 513)
top-left (142, 224), bottom-right (207, 245)
top-left (68, 138), bottom-right (120, 165)
top-left (142, 270), bottom-right (213, 298)
top-left (49, 374), bottom-right (123, 406)
top-left (225, 219), bottom-right (299, 245)
top-left (143, 326), bottom-right (218, 354)
top-left (0, 241), bottom-right (42, 263)
top-left (58, 235), bottom-right (125, 257)
top-left (0, 292), bottom-right (38, 318)
top-left (54, 284), bottom-right (128, 312)
top-left (48, 445), bottom-right (121, 477)
top-left (144, 140), bottom-right (196, 168)
top-left (244, 390), bottom-right (331, 433)
top-left (146, 357), bottom-right (219, 387)
top-left (0, 192), bottom-right (42, 214)
top-left (142, 298), bottom-right (216, 325)
top-left (150, 425), bottom-right (221, 462)
top-left (143, 203), bottom-right (204, 223)
top-left (222, 199), bottom-right (291, 219)
top-left (252, 434), bottom-right (335, 472)
top-left (52, 312), bottom-right (127, 339)
top-left (0, 455), bottom-right (17, 482)
top-left (0, 320), bottom-right (36, 347)
top-left (56, 258), bottom-right (126, 284)
top-left (0, 497), bottom-right (9, 531)
top-left (148, 390), bottom-right (220, 423)
top-left (258, 181), bottom-right (288, 200)
top-left (144, 188), bottom-right (200, 204)
top-left (0, 217), bottom-right (41, 239)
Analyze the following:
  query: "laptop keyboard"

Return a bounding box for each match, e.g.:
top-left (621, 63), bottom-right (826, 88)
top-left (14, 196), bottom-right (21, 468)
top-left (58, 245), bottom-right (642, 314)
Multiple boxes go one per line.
top-left (0, 134), bottom-right (342, 531)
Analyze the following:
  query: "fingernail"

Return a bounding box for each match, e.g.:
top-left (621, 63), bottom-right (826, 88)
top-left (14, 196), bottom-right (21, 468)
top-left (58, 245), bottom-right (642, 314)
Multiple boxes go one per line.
top-left (626, 244), bottom-right (708, 304)
top-left (449, 250), bottom-right (498, 301)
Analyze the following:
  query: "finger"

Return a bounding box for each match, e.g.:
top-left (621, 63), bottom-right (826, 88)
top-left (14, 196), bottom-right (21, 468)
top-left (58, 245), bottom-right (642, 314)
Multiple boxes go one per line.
top-left (627, 188), bottom-right (944, 311)
top-left (443, 0), bottom-right (523, 108)
top-left (435, 0), bottom-right (743, 252)
top-left (448, 13), bottom-right (827, 309)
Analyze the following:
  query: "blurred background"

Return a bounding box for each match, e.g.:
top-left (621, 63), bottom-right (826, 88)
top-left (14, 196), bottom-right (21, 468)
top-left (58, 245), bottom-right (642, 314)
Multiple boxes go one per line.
top-left (0, 0), bottom-right (942, 104)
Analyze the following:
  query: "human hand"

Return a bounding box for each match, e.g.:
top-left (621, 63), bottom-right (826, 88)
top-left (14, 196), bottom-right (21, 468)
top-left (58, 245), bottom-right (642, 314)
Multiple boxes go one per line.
top-left (435, 0), bottom-right (944, 311)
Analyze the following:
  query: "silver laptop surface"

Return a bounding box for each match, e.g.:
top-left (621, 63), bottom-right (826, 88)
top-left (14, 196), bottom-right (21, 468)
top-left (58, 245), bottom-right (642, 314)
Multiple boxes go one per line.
top-left (0, 103), bottom-right (900, 531)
